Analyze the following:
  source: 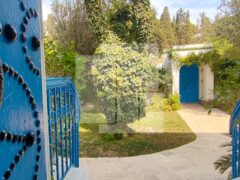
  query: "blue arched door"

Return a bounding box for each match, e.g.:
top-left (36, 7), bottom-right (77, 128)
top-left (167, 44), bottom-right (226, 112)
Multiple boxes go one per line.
top-left (180, 64), bottom-right (199, 103)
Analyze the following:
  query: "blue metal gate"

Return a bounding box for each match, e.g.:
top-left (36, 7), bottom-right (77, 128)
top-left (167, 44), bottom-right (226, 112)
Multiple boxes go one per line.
top-left (46, 78), bottom-right (81, 180)
top-left (230, 101), bottom-right (240, 179)
top-left (180, 64), bottom-right (199, 103)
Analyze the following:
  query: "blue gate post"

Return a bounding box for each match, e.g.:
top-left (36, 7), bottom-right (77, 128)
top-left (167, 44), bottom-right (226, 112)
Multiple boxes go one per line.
top-left (0, 1), bottom-right (50, 180)
top-left (230, 101), bottom-right (240, 179)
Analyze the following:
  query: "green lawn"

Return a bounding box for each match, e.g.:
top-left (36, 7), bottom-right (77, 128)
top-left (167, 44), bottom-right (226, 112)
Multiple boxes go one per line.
top-left (80, 111), bottom-right (196, 157)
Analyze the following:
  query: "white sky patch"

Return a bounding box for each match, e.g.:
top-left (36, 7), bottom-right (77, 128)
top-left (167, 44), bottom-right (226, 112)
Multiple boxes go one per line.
top-left (151, 0), bottom-right (220, 24)
top-left (41, 0), bottom-right (220, 23)
top-left (42, 0), bottom-right (52, 21)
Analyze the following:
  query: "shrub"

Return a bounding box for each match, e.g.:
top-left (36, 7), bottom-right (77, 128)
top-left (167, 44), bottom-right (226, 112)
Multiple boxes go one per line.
top-left (151, 68), bottom-right (172, 98)
top-left (146, 94), bottom-right (162, 112)
top-left (162, 94), bottom-right (181, 112)
top-left (157, 69), bottom-right (172, 97)
top-left (101, 131), bottom-right (124, 141)
top-left (101, 133), bottom-right (116, 141)
top-left (92, 32), bottom-right (152, 127)
top-left (44, 38), bottom-right (76, 79)
top-left (44, 38), bottom-right (88, 98)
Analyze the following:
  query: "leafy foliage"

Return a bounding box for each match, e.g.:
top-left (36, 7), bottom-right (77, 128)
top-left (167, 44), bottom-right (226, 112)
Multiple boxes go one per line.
top-left (169, 50), bottom-right (219, 66)
top-left (214, 60), bottom-right (240, 112)
top-left (84, 0), bottom-right (152, 44)
top-left (162, 94), bottom-right (181, 112)
top-left (159, 7), bottom-right (176, 48)
top-left (196, 12), bottom-right (215, 43)
top-left (44, 38), bottom-right (87, 98)
top-left (108, 1), bottom-right (134, 43)
top-left (130, 0), bottom-right (151, 44)
top-left (84, 0), bottom-right (107, 42)
top-left (174, 8), bottom-right (196, 45)
top-left (92, 32), bottom-right (152, 125)
top-left (214, 142), bottom-right (232, 180)
top-left (46, 0), bottom-right (98, 55)
top-left (146, 94), bottom-right (162, 112)
top-left (215, 0), bottom-right (240, 46)
top-left (101, 133), bottom-right (123, 141)
top-left (75, 57), bottom-right (88, 99)
top-left (156, 68), bottom-right (172, 97)
top-left (44, 38), bottom-right (76, 78)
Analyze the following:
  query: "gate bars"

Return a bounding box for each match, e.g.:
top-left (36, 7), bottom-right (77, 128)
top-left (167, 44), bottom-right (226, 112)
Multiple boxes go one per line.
top-left (230, 101), bottom-right (240, 179)
top-left (46, 78), bottom-right (81, 180)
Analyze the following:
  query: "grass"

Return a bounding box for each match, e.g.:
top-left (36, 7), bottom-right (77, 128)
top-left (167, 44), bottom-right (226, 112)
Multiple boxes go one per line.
top-left (80, 111), bottom-right (196, 157)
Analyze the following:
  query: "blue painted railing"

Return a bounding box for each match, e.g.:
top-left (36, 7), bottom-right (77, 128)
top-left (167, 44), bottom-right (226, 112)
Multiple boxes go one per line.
top-left (46, 77), bottom-right (81, 180)
top-left (230, 101), bottom-right (240, 179)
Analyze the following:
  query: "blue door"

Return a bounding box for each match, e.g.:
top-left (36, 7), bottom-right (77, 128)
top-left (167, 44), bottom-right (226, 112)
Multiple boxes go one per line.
top-left (180, 64), bottom-right (199, 103)
top-left (0, 1), bottom-right (47, 180)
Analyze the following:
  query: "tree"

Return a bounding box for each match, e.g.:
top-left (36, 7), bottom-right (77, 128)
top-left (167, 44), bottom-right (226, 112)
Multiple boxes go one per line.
top-left (174, 8), bottom-right (195, 45)
top-left (92, 32), bottom-right (152, 128)
top-left (215, 0), bottom-right (240, 46)
top-left (84, 0), bottom-right (152, 45)
top-left (46, 0), bottom-right (98, 55)
top-left (159, 7), bottom-right (175, 48)
top-left (149, 14), bottom-right (162, 52)
top-left (131, 0), bottom-right (152, 44)
top-left (196, 12), bottom-right (215, 43)
top-left (171, 16), bottom-right (177, 44)
top-left (108, 0), bottom-right (134, 43)
top-left (175, 8), bottom-right (185, 45)
top-left (211, 0), bottom-right (240, 112)
top-left (84, 0), bottom-right (107, 42)
top-left (182, 10), bottom-right (195, 44)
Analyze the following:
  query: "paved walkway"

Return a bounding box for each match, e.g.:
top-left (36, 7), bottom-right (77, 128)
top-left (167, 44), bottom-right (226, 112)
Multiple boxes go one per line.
top-left (66, 104), bottom-right (231, 180)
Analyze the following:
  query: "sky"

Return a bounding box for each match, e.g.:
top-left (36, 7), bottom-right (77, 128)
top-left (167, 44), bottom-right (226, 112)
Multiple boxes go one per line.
top-left (42, 0), bottom-right (221, 23)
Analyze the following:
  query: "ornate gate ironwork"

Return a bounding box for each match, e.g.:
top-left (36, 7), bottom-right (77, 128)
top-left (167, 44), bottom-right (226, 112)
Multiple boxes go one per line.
top-left (230, 101), bottom-right (240, 179)
top-left (46, 78), bottom-right (81, 180)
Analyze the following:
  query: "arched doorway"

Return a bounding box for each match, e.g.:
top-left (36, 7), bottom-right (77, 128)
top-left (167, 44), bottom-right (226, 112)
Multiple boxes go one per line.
top-left (180, 64), bottom-right (199, 103)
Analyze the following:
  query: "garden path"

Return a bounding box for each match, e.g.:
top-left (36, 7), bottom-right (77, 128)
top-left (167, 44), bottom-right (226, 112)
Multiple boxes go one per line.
top-left (66, 104), bottom-right (231, 180)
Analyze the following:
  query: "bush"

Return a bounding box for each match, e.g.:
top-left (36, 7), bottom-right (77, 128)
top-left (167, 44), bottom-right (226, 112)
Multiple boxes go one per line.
top-left (213, 59), bottom-right (240, 113)
top-left (146, 94), bottom-right (162, 112)
top-left (44, 38), bottom-right (76, 79)
top-left (162, 94), bottom-right (181, 112)
top-left (101, 132), bottom-right (124, 141)
top-left (157, 69), bottom-right (172, 97)
top-left (44, 38), bottom-right (88, 98)
top-left (92, 32), bottom-right (152, 127)
top-left (101, 133), bottom-right (116, 141)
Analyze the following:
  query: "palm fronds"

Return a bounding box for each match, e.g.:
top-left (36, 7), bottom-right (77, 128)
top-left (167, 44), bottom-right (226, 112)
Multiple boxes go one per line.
top-left (214, 140), bottom-right (232, 180)
top-left (214, 154), bottom-right (231, 174)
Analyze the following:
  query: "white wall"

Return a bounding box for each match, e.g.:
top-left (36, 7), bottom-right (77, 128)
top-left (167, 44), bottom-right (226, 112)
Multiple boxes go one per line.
top-left (199, 65), bottom-right (215, 101)
top-left (171, 61), bottom-right (180, 94)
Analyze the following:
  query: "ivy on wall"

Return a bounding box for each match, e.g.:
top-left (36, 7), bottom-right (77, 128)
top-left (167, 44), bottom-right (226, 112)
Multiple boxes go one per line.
top-left (168, 49), bottom-right (219, 67)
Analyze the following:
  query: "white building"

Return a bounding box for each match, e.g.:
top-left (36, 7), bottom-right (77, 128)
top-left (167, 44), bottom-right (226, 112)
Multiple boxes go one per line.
top-left (162, 44), bottom-right (215, 103)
